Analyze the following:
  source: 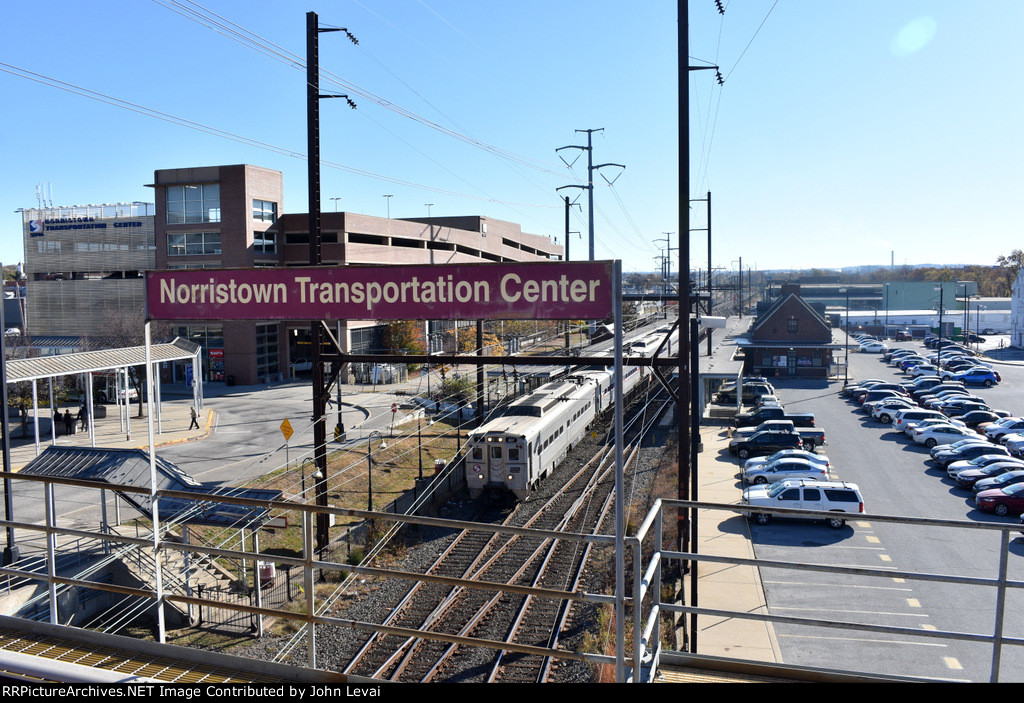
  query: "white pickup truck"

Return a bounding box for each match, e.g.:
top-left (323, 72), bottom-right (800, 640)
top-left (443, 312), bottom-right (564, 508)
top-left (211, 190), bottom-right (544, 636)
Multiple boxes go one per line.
top-left (291, 358), bottom-right (313, 373)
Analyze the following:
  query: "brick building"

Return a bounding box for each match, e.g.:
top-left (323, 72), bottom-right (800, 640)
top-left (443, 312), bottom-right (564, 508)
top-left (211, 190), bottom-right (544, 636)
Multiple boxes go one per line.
top-left (147, 164), bottom-right (562, 385)
top-left (735, 283), bottom-right (839, 379)
top-left (21, 164), bottom-right (563, 386)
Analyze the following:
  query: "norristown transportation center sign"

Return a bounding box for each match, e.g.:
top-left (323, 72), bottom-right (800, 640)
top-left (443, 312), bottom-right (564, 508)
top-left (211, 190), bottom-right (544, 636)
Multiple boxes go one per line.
top-left (146, 261), bottom-right (614, 321)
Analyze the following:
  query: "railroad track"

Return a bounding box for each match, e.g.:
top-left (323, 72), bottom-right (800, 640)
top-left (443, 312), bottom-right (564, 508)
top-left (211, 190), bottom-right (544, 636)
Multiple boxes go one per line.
top-left (336, 389), bottom-right (672, 683)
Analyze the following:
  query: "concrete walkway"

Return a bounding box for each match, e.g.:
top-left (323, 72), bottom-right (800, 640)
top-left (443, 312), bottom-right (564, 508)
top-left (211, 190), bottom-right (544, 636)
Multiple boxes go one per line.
top-left (679, 315), bottom-right (782, 663)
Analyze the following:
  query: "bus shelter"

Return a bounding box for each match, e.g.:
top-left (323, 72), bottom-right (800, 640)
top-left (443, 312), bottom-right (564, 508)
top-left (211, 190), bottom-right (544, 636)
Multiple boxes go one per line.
top-left (3, 338), bottom-right (203, 457)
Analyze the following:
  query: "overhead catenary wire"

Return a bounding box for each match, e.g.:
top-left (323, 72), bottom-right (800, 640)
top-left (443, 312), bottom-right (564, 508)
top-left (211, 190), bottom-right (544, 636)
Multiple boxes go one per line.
top-left (154, 0), bottom-right (564, 176)
top-left (0, 62), bottom-right (555, 210)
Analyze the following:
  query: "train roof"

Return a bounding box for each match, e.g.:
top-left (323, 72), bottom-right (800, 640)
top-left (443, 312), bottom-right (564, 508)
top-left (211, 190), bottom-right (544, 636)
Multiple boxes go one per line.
top-left (505, 379), bottom-right (594, 417)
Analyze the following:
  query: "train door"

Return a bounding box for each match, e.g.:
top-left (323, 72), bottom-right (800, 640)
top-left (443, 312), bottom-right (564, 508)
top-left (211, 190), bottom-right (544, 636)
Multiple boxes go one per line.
top-left (487, 440), bottom-right (505, 485)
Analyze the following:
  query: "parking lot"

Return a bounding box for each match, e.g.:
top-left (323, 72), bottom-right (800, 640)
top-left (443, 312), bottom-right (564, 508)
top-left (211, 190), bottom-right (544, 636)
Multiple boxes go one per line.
top-left (722, 333), bottom-right (1024, 681)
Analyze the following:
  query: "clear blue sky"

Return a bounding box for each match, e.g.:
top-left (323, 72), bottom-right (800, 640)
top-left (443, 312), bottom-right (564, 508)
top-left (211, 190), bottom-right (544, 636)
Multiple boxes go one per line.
top-left (2, 1), bottom-right (1021, 276)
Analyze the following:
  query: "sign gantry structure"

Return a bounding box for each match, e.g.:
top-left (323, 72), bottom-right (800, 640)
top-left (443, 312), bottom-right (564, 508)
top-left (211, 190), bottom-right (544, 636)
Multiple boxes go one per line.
top-left (146, 259), bottom-right (684, 679)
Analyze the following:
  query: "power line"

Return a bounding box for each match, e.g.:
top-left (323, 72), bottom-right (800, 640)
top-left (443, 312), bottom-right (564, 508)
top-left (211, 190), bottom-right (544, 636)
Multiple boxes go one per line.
top-left (0, 62), bottom-right (558, 209)
top-left (155, 0), bottom-right (564, 176)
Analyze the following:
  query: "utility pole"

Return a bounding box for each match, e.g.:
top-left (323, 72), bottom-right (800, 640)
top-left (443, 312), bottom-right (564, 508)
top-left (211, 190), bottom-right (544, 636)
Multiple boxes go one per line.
top-left (306, 11), bottom-right (357, 554)
top-left (655, 234), bottom-right (676, 295)
top-left (677, 2), bottom-right (692, 667)
top-left (689, 192), bottom-right (713, 353)
top-left (563, 195), bottom-right (572, 263)
top-left (557, 129), bottom-right (601, 262)
top-left (680, 0), bottom-right (724, 657)
top-left (557, 130), bottom-right (624, 337)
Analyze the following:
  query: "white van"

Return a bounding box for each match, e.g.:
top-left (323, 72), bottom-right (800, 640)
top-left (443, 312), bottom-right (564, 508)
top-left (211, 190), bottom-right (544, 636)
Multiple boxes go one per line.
top-left (742, 479), bottom-right (865, 529)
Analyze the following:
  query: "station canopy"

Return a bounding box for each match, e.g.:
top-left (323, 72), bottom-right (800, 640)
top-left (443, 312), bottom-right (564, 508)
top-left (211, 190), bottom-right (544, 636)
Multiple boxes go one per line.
top-left (3, 338), bottom-right (200, 384)
top-left (19, 446), bottom-right (281, 528)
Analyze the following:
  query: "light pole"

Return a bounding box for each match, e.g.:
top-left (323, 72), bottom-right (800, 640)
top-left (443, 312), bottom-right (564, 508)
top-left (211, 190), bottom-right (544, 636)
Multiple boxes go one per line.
top-left (934, 285), bottom-right (945, 363)
top-left (962, 284), bottom-right (970, 342)
top-left (383, 194), bottom-right (392, 219)
top-left (884, 283), bottom-right (890, 339)
top-left (417, 417), bottom-right (433, 480)
top-left (367, 430), bottom-right (386, 511)
top-left (839, 288), bottom-right (850, 386)
top-left (976, 303), bottom-right (985, 351)
top-left (300, 458), bottom-right (314, 500)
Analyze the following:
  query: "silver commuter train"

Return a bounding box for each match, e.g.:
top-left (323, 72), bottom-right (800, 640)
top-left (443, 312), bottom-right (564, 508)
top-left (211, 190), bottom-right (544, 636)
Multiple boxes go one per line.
top-left (466, 325), bottom-right (678, 500)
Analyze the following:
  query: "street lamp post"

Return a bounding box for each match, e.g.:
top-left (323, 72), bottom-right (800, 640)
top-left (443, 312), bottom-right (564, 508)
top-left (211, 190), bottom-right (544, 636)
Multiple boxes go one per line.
top-left (367, 430), bottom-right (386, 511)
top-left (300, 458), bottom-right (313, 500)
top-left (417, 416), bottom-right (434, 480)
top-left (884, 283), bottom-right (890, 339)
top-left (935, 285), bottom-right (945, 363)
top-left (976, 304), bottom-right (985, 352)
top-left (839, 288), bottom-right (850, 387)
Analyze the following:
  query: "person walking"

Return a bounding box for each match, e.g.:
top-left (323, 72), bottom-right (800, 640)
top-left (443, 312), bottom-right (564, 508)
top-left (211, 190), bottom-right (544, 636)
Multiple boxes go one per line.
top-left (188, 406), bottom-right (199, 430)
top-left (78, 404), bottom-right (88, 432)
top-left (63, 410), bottom-right (74, 435)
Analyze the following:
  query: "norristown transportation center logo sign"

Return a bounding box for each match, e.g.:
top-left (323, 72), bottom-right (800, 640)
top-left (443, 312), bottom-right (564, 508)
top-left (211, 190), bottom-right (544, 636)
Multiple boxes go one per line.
top-left (146, 261), bottom-right (614, 322)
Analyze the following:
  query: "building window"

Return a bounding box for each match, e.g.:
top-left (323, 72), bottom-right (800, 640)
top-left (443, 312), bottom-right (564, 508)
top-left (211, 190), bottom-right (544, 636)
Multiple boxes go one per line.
top-left (253, 199), bottom-right (277, 223)
top-left (167, 262), bottom-right (221, 270)
top-left (168, 232), bottom-right (221, 256)
top-left (167, 184), bottom-right (221, 224)
top-left (254, 231), bottom-right (276, 255)
top-left (256, 324), bottom-right (279, 381)
top-left (787, 317), bottom-right (799, 334)
top-left (36, 241), bottom-right (62, 253)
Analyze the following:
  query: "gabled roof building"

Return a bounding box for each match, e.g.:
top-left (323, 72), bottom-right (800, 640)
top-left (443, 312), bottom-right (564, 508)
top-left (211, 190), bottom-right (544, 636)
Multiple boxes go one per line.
top-left (734, 283), bottom-right (840, 379)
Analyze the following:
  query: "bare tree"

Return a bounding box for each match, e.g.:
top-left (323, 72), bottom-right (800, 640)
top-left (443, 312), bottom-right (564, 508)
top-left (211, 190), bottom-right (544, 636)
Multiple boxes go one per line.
top-left (82, 308), bottom-right (173, 418)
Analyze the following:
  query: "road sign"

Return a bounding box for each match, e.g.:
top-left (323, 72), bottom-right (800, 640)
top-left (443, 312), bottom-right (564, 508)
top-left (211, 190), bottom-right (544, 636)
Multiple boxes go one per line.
top-left (280, 418), bottom-right (293, 441)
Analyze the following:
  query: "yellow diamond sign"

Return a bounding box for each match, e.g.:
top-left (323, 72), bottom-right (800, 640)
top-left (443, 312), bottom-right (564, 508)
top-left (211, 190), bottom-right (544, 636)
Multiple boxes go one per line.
top-left (280, 418), bottom-right (294, 441)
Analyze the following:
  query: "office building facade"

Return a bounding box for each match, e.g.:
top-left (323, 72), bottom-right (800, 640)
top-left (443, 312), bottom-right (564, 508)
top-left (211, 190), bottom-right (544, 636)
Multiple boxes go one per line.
top-left (22, 164), bottom-right (563, 385)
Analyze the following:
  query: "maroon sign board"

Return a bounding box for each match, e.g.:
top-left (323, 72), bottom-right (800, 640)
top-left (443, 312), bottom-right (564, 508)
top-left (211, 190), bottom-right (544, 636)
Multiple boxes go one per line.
top-left (146, 261), bottom-right (614, 322)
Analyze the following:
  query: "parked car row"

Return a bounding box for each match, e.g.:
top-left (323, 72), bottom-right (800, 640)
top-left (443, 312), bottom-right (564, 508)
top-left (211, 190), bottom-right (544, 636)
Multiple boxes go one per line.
top-left (845, 337), bottom-right (1024, 521)
top-left (737, 446), bottom-right (863, 529)
top-left (741, 479), bottom-right (864, 529)
top-left (731, 405), bottom-right (859, 529)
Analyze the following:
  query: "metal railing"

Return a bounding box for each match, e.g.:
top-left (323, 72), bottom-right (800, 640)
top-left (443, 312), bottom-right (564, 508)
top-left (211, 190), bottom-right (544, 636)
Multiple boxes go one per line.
top-left (632, 498), bottom-right (1024, 683)
top-left (0, 470), bottom-right (620, 676)
top-left (3, 468), bottom-right (1020, 682)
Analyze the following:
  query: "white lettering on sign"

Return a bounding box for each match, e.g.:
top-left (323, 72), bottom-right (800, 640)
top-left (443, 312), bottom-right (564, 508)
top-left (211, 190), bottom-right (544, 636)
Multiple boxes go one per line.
top-left (159, 278), bottom-right (288, 306)
top-left (148, 262), bottom-right (613, 321)
top-left (499, 273), bottom-right (601, 304)
top-left (292, 275), bottom-right (493, 311)
top-left (158, 274), bottom-right (603, 312)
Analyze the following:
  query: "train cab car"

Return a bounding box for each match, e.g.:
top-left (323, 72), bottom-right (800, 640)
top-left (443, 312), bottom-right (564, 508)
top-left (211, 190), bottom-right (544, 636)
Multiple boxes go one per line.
top-left (464, 322), bottom-right (679, 501)
top-left (466, 377), bottom-right (600, 500)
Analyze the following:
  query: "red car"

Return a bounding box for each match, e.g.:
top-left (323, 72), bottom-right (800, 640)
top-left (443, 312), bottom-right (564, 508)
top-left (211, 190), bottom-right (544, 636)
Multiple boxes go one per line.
top-left (975, 483), bottom-right (1024, 516)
